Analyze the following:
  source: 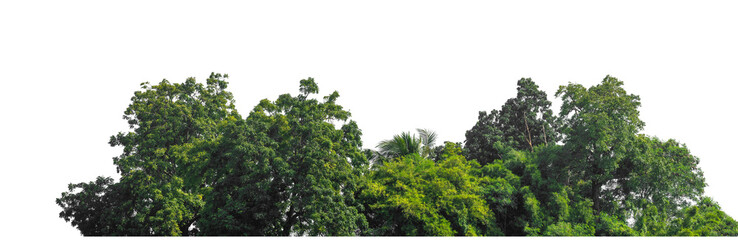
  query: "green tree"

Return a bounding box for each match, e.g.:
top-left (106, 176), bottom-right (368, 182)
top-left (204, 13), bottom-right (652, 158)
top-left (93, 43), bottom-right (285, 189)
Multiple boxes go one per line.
top-left (360, 142), bottom-right (500, 236)
top-left (669, 197), bottom-right (738, 236)
top-left (57, 73), bottom-right (735, 236)
top-left (633, 203), bottom-right (669, 236)
top-left (192, 115), bottom-right (284, 235)
top-left (622, 135), bottom-right (705, 219)
top-left (57, 73), bottom-right (238, 236)
top-left (478, 146), bottom-right (574, 236)
top-left (197, 78), bottom-right (367, 236)
top-left (465, 78), bottom-right (559, 165)
top-left (555, 75), bottom-right (644, 213)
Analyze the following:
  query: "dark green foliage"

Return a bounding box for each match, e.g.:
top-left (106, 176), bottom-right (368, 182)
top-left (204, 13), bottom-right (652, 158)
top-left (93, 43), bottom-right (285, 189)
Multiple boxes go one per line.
top-left (622, 135), bottom-right (706, 217)
top-left (57, 73), bottom-right (237, 236)
top-left (556, 75), bottom-right (644, 213)
top-left (58, 74), bottom-right (733, 236)
top-left (198, 77), bottom-right (366, 236)
top-left (461, 75), bottom-right (723, 236)
top-left (465, 78), bottom-right (559, 165)
top-left (56, 177), bottom-right (139, 235)
top-left (193, 115), bottom-right (284, 235)
top-left (668, 197), bottom-right (738, 236)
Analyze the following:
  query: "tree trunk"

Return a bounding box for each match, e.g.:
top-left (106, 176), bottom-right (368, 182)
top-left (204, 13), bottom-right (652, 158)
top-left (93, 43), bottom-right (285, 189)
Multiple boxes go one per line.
top-left (524, 117), bottom-right (533, 151)
top-left (542, 125), bottom-right (548, 146)
top-left (282, 205), bottom-right (296, 236)
top-left (592, 181), bottom-right (602, 213)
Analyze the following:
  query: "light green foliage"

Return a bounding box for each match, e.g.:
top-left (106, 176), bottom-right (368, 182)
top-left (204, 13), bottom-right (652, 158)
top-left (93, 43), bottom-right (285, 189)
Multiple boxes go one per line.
top-left (596, 213), bottom-right (636, 236)
top-left (564, 199), bottom-right (596, 236)
top-left (360, 142), bottom-right (499, 236)
top-left (634, 203), bottom-right (668, 236)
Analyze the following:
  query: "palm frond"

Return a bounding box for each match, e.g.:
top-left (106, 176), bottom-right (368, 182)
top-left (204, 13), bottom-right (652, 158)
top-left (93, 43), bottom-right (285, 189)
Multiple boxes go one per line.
top-left (377, 131), bottom-right (421, 158)
top-left (417, 128), bottom-right (438, 148)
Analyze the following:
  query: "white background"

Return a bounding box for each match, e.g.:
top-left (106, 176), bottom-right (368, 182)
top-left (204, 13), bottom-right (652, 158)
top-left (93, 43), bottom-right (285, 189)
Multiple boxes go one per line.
top-left (1, 1), bottom-right (736, 238)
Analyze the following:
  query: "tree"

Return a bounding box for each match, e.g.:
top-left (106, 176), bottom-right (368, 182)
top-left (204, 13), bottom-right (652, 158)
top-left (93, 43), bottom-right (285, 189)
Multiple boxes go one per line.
top-left (477, 145), bottom-right (578, 236)
top-left (464, 110), bottom-right (506, 164)
top-left (191, 114), bottom-right (284, 235)
top-left (197, 78), bottom-right (367, 236)
top-left (360, 142), bottom-right (499, 236)
top-left (57, 73), bottom-right (238, 236)
top-left (56, 176), bottom-right (136, 235)
top-left (668, 197), bottom-right (738, 236)
top-left (57, 73), bottom-right (735, 236)
top-left (623, 135), bottom-right (706, 223)
top-left (465, 78), bottom-right (559, 165)
top-left (555, 75), bottom-right (644, 213)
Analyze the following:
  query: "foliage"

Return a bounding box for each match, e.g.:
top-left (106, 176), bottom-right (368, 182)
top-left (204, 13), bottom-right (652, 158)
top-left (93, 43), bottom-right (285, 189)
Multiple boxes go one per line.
top-left (622, 135), bottom-right (705, 217)
top-left (359, 143), bottom-right (500, 236)
top-left (465, 78), bottom-right (559, 165)
top-left (556, 75), bottom-right (644, 213)
top-left (57, 73), bottom-right (237, 236)
top-left (377, 128), bottom-right (438, 159)
top-left (197, 77), bottom-right (366, 236)
top-left (58, 74), bottom-right (734, 236)
top-left (668, 197), bottom-right (738, 236)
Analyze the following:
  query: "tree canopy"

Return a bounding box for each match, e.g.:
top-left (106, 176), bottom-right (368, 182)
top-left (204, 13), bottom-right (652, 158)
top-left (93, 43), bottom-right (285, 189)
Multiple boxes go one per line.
top-left (465, 78), bottom-right (559, 165)
top-left (58, 74), bottom-right (735, 236)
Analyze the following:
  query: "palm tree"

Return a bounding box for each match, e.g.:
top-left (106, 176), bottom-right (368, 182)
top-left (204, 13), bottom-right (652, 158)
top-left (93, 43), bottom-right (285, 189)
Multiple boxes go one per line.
top-left (417, 128), bottom-right (438, 158)
top-left (377, 128), bottom-right (437, 159)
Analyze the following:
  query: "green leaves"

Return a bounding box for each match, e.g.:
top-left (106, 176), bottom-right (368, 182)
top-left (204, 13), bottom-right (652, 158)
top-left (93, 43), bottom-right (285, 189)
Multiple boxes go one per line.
top-left (377, 129), bottom-right (439, 159)
top-left (361, 143), bottom-right (499, 236)
top-left (57, 74), bottom-right (731, 236)
top-left (59, 73), bottom-right (239, 236)
top-left (465, 78), bottom-right (559, 165)
top-left (197, 77), bottom-right (364, 236)
top-left (668, 197), bottom-right (738, 236)
top-left (299, 77), bottom-right (319, 96)
top-left (556, 75), bottom-right (644, 212)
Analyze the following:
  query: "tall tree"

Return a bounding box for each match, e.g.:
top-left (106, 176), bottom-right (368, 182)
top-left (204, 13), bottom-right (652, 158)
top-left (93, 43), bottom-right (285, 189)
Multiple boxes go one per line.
top-left (57, 73), bottom-right (238, 235)
top-left (465, 78), bottom-right (559, 165)
top-left (197, 78), bottom-right (367, 235)
top-left (555, 75), bottom-right (644, 213)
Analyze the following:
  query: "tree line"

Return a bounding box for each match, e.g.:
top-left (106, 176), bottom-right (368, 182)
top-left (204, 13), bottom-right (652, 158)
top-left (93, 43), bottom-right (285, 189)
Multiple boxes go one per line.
top-left (57, 73), bottom-right (737, 236)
